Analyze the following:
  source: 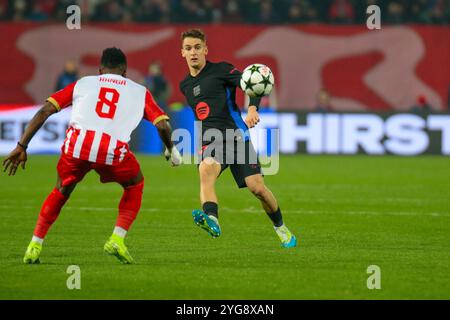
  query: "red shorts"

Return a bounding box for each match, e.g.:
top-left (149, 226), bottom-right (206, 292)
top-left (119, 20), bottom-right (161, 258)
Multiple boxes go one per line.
top-left (56, 152), bottom-right (141, 187)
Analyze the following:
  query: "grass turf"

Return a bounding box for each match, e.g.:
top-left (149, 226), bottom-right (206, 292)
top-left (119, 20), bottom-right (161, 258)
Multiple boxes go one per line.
top-left (0, 155), bottom-right (449, 299)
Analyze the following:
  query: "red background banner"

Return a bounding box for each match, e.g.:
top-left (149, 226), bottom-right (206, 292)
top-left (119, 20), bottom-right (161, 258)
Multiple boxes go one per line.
top-left (0, 24), bottom-right (448, 111)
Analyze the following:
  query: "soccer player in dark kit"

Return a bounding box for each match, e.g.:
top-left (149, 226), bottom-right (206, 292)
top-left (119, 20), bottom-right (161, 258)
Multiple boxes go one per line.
top-left (179, 29), bottom-right (297, 248)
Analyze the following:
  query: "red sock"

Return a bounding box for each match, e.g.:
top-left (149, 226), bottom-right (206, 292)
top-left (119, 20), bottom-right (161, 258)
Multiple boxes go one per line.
top-left (33, 188), bottom-right (68, 239)
top-left (115, 181), bottom-right (144, 231)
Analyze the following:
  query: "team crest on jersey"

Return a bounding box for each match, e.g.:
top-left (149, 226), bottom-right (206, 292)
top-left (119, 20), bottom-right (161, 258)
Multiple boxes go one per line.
top-left (193, 85), bottom-right (201, 97)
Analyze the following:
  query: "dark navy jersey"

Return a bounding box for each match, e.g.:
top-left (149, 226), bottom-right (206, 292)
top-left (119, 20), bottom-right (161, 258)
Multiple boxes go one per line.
top-left (179, 61), bottom-right (260, 142)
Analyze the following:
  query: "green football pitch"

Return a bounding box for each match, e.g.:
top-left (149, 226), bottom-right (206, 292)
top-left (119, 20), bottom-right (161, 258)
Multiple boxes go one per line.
top-left (0, 155), bottom-right (449, 299)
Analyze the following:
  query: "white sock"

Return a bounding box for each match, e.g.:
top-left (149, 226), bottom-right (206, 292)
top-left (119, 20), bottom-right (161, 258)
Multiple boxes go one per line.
top-left (113, 226), bottom-right (127, 238)
top-left (32, 236), bottom-right (44, 244)
top-left (274, 224), bottom-right (284, 230)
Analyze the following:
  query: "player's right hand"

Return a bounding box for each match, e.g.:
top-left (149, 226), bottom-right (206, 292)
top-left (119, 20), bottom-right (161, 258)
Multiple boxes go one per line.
top-left (2, 146), bottom-right (27, 176)
top-left (164, 146), bottom-right (183, 167)
top-left (245, 105), bottom-right (260, 128)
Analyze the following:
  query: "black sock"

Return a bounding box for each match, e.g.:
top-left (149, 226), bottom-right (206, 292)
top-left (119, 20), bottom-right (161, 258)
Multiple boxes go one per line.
top-left (267, 207), bottom-right (283, 227)
top-left (203, 202), bottom-right (218, 219)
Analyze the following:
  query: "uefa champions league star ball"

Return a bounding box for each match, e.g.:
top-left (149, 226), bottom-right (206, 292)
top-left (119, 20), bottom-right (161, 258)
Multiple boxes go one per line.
top-left (240, 64), bottom-right (275, 98)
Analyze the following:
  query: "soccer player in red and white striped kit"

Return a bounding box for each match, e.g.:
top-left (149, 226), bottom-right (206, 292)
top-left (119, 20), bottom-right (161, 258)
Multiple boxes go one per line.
top-left (2, 48), bottom-right (182, 264)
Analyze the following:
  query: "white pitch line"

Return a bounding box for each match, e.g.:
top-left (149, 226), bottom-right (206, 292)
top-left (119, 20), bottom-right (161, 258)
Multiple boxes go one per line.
top-left (0, 205), bottom-right (449, 217)
top-left (220, 207), bottom-right (450, 217)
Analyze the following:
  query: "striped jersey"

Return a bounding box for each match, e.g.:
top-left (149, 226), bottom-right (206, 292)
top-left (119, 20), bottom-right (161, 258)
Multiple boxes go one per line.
top-left (47, 73), bottom-right (168, 165)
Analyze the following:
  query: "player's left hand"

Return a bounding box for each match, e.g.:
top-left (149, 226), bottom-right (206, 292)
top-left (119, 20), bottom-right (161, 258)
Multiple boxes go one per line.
top-left (245, 105), bottom-right (260, 128)
top-left (2, 146), bottom-right (27, 176)
top-left (164, 146), bottom-right (183, 167)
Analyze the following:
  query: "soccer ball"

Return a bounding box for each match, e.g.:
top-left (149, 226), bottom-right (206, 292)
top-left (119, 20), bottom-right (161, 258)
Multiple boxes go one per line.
top-left (240, 64), bottom-right (275, 98)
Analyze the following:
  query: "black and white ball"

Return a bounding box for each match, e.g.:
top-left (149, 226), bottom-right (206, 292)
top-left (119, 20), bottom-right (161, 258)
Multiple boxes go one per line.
top-left (240, 64), bottom-right (275, 98)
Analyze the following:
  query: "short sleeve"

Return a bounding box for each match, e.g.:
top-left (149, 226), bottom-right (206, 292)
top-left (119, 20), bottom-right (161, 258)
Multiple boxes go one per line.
top-left (144, 90), bottom-right (169, 124)
top-left (47, 81), bottom-right (76, 111)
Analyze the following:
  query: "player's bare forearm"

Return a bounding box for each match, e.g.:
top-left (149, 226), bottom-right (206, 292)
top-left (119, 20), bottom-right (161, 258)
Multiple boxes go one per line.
top-left (155, 119), bottom-right (174, 150)
top-left (20, 102), bottom-right (58, 146)
top-left (2, 102), bottom-right (57, 176)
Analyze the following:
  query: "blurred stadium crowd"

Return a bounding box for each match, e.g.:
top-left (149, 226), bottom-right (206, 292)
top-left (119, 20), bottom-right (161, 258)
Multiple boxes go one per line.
top-left (0, 0), bottom-right (448, 24)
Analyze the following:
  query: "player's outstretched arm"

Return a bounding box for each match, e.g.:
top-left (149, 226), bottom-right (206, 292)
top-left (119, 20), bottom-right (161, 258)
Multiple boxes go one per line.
top-left (2, 102), bottom-right (57, 176)
top-left (155, 119), bottom-right (173, 150)
top-left (155, 120), bottom-right (183, 166)
top-left (220, 62), bottom-right (261, 128)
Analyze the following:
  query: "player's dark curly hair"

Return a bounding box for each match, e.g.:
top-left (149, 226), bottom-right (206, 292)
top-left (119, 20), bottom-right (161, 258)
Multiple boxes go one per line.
top-left (100, 47), bottom-right (127, 70)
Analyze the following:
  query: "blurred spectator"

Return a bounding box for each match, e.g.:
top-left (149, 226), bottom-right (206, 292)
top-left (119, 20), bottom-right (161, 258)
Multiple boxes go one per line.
top-left (410, 95), bottom-right (433, 113)
top-left (425, 0), bottom-right (448, 24)
top-left (386, 1), bottom-right (406, 24)
top-left (122, 0), bottom-right (137, 17)
top-left (222, 0), bottom-right (242, 23)
top-left (285, 0), bottom-right (319, 24)
top-left (410, 0), bottom-right (428, 23)
top-left (314, 89), bottom-right (332, 112)
top-left (257, 0), bottom-right (281, 24)
top-left (27, 1), bottom-right (50, 21)
top-left (120, 0), bottom-right (137, 22)
top-left (157, 0), bottom-right (172, 23)
top-left (55, 60), bottom-right (79, 91)
top-left (328, 0), bottom-right (355, 24)
top-left (242, 0), bottom-right (261, 23)
top-left (135, 0), bottom-right (158, 22)
top-left (176, 0), bottom-right (218, 23)
top-left (143, 61), bottom-right (171, 111)
top-left (287, 1), bottom-right (308, 23)
top-left (135, 0), bottom-right (172, 23)
top-left (203, 0), bottom-right (221, 23)
top-left (91, 0), bottom-right (123, 22)
top-left (104, 1), bottom-right (123, 22)
top-left (305, 4), bottom-right (320, 23)
top-left (0, 0), bottom-right (8, 20)
top-left (12, 0), bottom-right (28, 21)
top-left (36, 0), bottom-right (57, 17)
